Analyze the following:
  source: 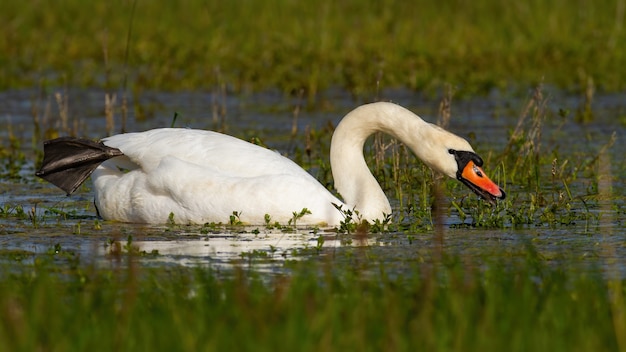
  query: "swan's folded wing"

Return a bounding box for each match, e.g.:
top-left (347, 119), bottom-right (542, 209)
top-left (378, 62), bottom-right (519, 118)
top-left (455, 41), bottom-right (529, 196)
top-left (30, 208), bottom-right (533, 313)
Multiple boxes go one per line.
top-left (102, 128), bottom-right (312, 179)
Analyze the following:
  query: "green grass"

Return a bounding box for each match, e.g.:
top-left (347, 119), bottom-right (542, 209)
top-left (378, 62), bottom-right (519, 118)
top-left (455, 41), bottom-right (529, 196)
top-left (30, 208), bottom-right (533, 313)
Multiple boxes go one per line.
top-left (1, 0), bottom-right (625, 96)
top-left (0, 246), bottom-right (624, 351)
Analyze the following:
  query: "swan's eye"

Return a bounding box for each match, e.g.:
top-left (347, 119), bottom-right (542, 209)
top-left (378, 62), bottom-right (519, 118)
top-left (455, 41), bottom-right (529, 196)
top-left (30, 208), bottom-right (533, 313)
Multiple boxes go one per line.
top-left (473, 165), bottom-right (483, 177)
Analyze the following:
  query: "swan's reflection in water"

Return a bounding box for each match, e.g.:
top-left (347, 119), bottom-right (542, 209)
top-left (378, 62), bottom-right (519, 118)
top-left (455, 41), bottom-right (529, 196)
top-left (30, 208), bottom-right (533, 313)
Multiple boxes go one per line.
top-left (105, 231), bottom-right (379, 269)
top-left (0, 218), bottom-right (380, 272)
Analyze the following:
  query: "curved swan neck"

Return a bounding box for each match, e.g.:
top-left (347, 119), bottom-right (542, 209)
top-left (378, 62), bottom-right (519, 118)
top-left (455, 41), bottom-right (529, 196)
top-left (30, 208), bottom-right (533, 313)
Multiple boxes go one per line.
top-left (330, 102), bottom-right (473, 220)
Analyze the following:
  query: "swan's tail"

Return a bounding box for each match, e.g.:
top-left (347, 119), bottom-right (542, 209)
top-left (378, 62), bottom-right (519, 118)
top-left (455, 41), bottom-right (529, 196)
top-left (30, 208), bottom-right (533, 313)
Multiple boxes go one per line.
top-left (35, 137), bottom-right (124, 195)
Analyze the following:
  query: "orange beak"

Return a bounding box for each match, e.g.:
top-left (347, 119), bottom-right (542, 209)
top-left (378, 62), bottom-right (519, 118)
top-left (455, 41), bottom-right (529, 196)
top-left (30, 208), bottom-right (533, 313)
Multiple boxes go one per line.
top-left (459, 160), bottom-right (505, 203)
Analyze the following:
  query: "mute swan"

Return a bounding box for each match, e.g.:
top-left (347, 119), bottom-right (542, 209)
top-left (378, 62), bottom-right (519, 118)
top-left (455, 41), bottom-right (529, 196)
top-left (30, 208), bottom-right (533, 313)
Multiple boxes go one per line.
top-left (36, 102), bottom-right (504, 225)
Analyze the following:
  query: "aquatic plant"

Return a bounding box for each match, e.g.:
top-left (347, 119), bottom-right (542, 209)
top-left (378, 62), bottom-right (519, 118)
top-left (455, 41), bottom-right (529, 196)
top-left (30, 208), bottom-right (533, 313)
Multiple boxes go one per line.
top-left (0, 135), bottom-right (27, 180)
top-left (288, 208), bottom-right (312, 228)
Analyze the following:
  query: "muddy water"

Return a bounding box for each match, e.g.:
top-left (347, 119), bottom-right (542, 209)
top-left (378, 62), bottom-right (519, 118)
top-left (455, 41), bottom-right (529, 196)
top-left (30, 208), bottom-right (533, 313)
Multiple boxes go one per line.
top-left (0, 87), bottom-right (624, 275)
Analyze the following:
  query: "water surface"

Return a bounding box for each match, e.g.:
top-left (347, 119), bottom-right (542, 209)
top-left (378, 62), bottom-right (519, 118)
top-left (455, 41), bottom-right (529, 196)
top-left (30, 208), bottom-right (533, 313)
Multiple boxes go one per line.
top-left (1, 87), bottom-right (624, 276)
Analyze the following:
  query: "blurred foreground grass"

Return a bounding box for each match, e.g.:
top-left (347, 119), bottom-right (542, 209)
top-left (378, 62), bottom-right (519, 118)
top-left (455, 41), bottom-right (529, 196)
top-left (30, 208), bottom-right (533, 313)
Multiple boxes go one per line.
top-left (1, 0), bottom-right (625, 96)
top-left (0, 246), bottom-right (623, 351)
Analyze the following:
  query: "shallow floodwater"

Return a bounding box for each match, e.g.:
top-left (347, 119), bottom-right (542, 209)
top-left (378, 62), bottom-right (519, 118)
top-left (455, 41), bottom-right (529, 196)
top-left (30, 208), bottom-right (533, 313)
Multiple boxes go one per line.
top-left (0, 87), bottom-right (624, 276)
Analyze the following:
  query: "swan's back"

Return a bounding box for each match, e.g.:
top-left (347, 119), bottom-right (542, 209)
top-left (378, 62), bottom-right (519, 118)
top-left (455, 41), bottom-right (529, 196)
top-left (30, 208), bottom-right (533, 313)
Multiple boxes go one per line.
top-left (102, 128), bottom-right (311, 178)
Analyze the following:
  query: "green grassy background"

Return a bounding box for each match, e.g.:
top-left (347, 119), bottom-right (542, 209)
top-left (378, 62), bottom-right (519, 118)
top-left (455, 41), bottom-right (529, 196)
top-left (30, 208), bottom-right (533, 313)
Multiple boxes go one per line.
top-left (1, 0), bottom-right (625, 96)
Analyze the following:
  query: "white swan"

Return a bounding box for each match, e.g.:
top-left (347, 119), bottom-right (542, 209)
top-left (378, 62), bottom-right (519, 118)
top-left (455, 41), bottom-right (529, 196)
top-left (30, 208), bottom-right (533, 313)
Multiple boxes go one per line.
top-left (36, 102), bottom-right (504, 225)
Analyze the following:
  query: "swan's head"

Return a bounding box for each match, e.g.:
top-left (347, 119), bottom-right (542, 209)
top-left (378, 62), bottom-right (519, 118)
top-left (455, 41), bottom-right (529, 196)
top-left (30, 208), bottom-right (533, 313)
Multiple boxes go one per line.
top-left (447, 149), bottom-right (505, 203)
top-left (405, 122), bottom-right (505, 203)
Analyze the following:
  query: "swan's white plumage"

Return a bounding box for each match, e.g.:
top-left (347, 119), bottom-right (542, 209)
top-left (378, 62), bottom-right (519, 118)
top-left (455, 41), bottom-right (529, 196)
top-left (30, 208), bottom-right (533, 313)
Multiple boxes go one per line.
top-left (89, 102), bottom-right (476, 225)
top-left (93, 129), bottom-right (344, 224)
